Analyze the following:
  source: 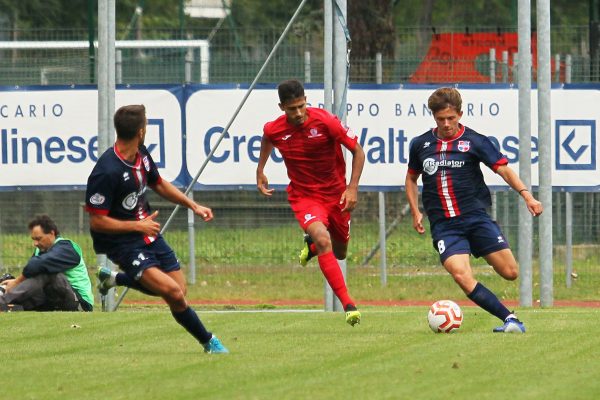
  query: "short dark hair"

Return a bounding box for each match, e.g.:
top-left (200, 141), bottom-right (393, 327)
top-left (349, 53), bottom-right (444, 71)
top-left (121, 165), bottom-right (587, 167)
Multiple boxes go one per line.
top-left (428, 87), bottom-right (462, 114)
top-left (113, 104), bottom-right (146, 140)
top-left (277, 79), bottom-right (305, 104)
top-left (28, 214), bottom-right (60, 236)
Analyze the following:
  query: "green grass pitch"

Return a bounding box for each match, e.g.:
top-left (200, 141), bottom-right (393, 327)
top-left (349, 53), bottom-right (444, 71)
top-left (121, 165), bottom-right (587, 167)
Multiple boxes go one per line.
top-left (2, 307), bottom-right (599, 400)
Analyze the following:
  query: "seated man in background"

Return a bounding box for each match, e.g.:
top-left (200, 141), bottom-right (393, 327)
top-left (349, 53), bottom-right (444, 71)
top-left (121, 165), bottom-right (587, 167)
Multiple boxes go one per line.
top-left (0, 215), bottom-right (94, 312)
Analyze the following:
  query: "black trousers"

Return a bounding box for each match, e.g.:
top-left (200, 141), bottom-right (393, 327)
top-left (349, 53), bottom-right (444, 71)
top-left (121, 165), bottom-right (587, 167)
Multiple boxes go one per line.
top-left (0, 273), bottom-right (82, 311)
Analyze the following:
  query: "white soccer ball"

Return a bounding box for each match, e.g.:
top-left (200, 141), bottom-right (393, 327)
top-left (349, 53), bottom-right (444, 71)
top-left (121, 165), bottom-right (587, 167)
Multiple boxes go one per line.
top-left (427, 300), bottom-right (463, 333)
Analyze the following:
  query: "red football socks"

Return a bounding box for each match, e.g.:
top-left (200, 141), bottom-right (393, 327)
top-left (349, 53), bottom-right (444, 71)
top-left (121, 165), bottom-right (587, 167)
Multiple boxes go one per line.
top-left (317, 251), bottom-right (354, 308)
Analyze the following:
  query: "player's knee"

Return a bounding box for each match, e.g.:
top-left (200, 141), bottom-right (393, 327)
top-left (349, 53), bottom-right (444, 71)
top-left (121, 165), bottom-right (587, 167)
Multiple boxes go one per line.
top-left (178, 283), bottom-right (188, 297)
top-left (313, 235), bottom-right (332, 253)
top-left (162, 285), bottom-right (185, 305)
top-left (451, 273), bottom-right (475, 293)
top-left (334, 248), bottom-right (347, 260)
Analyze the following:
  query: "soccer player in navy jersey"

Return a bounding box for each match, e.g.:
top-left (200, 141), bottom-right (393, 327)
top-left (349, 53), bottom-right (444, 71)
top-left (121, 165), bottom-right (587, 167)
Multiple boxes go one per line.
top-left (405, 87), bottom-right (543, 333)
top-left (256, 79), bottom-right (365, 326)
top-left (86, 104), bottom-right (228, 353)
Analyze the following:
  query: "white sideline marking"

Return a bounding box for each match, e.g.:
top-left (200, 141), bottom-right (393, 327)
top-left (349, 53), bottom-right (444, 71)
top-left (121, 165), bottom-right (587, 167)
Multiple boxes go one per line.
top-left (199, 309), bottom-right (324, 314)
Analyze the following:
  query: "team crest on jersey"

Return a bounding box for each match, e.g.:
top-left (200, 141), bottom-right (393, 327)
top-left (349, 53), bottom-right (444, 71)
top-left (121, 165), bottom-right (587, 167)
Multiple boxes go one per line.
top-left (457, 140), bottom-right (470, 152)
top-left (308, 128), bottom-right (322, 138)
top-left (142, 156), bottom-right (150, 171)
top-left (122, 192), bottom-right (139, 210)
top-left (89, 193), bottom-right (106, 205)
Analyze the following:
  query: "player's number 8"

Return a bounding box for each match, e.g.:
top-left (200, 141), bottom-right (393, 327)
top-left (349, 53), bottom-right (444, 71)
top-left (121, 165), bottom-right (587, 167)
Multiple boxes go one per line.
top-left (437, 240), bottom-right (446, 254)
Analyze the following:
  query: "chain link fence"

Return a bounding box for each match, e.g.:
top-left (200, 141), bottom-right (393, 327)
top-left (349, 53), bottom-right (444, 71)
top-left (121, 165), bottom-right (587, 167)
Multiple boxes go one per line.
top-left (1, 189), bottom-right (598, 303)
top-left (0, 25), bottom-right (598, 85)
top-left (0, 25), bottom-right (598, 304)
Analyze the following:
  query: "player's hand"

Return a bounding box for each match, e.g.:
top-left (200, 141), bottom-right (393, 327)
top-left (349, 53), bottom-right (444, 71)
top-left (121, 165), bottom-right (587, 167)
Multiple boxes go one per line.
top-left (192, 204), bottom-right (213, 222)
top-left (340, 186), bottom-right (358, 212)
top-left (138, 210), bottom-right (161, 236)
top-left (526, 197), bottom-right (543, 217)
top-left (412, 212), bottom-right (425, 234)
top-left (519, 190), bottom-right (543, 217)
top-left (1, 279), bottom-right (16, 292)
top-left (256, 171), bottom-right (274, 197)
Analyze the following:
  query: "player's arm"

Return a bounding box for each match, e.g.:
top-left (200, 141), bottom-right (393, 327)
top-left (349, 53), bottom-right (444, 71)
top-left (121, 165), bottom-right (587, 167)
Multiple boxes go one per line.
top-left (89, 212), bottom-right (161, 237)
top-left (405, 171), bottom-right (425, 234)
top-left (256, 136), bottom-right (275, 197)
top-left (152, 179), bottom-right (213, 222)
top-left (495, 165), bottom-right (543, 217)
top-left (22, 241), bottom-right (80, 277)
top-left (340, 142), bottom-right (365, 212)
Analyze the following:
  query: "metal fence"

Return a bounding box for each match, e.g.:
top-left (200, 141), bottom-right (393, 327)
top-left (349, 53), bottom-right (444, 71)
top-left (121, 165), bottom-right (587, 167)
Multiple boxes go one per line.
top-left (0, 25), bottom-right (598, 304)
top-left (0, 25), bottom-right (598, 85)
top-left (0, 190), bottom-right (598, 303)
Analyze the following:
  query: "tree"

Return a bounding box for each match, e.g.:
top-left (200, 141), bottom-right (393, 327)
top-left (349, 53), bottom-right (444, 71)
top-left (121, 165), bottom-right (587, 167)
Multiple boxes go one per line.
top-left (346, 0), bottom-right (395, 81)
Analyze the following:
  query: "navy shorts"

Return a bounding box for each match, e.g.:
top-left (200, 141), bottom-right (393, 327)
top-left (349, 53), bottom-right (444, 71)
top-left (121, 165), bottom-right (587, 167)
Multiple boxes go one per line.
top-left (430, 210), bottom-right (510, 263)
top-left (107, 236), bottom-right (180, 280)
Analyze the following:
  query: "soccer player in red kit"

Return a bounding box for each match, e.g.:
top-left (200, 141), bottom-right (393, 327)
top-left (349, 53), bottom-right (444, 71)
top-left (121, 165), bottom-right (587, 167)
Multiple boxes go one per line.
top-left (256, 79), bottom-right (365, 326)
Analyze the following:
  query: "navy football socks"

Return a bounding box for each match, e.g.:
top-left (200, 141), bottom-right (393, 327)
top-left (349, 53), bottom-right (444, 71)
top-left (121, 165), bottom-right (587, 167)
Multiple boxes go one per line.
top-left (467, 282), bottom-right (511, 321)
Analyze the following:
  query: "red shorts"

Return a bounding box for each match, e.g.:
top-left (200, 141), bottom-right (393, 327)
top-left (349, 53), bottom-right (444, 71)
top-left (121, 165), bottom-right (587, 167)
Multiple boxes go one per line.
top-left (288, 195), bottom-right (351, 244)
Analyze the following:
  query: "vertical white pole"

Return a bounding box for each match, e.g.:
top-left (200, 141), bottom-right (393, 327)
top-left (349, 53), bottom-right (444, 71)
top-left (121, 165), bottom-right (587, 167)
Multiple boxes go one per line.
top-left (98, 0), bottom-right (117, 311)
top-left (185, 48), bottom-right (193, 83)
top-left (518, 0), bottom-right (533, 307)
top-left (489, 48), bottom-right (496, 83)
top-left (376, 52), bottom-right (387, 286)
top-left (537, 0), bottom-right (553, 307)
top-left (323, 0), bottom-right (334, 312)
top-left (332, 0), bottom-right (348, 313)
top-left (489, 47), bottom-right (497, 221)
top-left (200, 42), bottom-right (210, 84)
top-left (502, 50), bottom-right (509, 83)
top-left (565, 192), bottom-right (573, 288)
top-left (304, 50), bottom-right (311, 83)
top-left (564, 55), bottom-right (573, 289)
top-left (116, 49), bottom-right (123, 84)
top-left (188, 191), bottom-right (196, 284)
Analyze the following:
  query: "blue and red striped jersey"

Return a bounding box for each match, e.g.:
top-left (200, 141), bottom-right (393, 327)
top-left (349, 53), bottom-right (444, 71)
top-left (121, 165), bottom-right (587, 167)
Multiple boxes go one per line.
top-left (407, 125), bottom-right (507, 224)
top-left (85, 144), bottom-right (162, 254)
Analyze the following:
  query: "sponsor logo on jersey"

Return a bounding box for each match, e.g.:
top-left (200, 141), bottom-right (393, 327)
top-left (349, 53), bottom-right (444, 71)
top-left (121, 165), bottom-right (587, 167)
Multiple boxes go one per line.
top-left (123, 172), bottom-right (130, 181)
top-left (423, 141), bottom-right (431, 148)
top-left (457, 140), bottom-right (470, 152)
top-left (142, 156), bottom-right (150, 172)
top-left (122, 192), bottom-right (139, 210)
top-left (423, 158), bottom-right (465, 175)
top-left (423, 158), bottom-right (438, 175)
top-left (282, 134), bottom-right (292, 141)
top-left (89, 193), bottom-right (105, 205)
